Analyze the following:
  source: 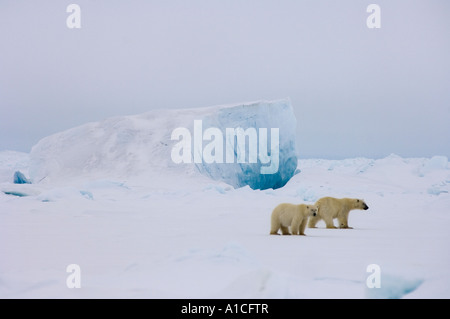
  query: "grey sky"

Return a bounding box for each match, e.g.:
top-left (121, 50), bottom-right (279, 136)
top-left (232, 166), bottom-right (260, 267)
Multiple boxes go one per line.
top-left (1, 0), bottom-right (449, 159)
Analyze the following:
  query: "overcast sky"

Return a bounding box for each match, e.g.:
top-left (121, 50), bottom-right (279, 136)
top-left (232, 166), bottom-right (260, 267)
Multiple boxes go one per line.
top-left (0, 0), bottom-right (449, 159)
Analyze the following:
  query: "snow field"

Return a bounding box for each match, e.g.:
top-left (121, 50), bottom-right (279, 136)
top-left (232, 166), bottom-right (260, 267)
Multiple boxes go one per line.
top-left (0, 152), bottom-right (449, 298)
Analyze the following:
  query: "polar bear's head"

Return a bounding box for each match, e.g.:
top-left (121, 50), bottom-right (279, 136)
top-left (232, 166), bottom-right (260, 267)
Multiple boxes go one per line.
top-left (354, 199), bottom-right (369, 210)
top-left (306, 205), bottom-right (318, 217)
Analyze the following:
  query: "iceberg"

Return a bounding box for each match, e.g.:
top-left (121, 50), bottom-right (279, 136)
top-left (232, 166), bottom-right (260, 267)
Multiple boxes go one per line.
top-left (193, 99), bottom-right (297, 189)
top-left (13, 171), bottom-right (31, 184)
top-left (29, 98), bottom-right (297, 190)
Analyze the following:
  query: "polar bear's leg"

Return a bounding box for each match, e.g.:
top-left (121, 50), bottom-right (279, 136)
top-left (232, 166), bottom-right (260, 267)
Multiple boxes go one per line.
top-left (280, 225), bottom-right (291, 235)
top-left (270, 228), bottom-right (280, 235)
top-left (323, 215), bottom-right (337, 229)
top-left (270, 214), bottom-right (281, 235)
top-left (308, 215), bottom-right (320, 228)
top-left (299, 218), bottom-right (307, 235)
top-left (338, 211), bottom-right (352, 229)
top-left (270, 220), bottom-right (280, 235)
top-left (291, 216), bottom-right (300, 235)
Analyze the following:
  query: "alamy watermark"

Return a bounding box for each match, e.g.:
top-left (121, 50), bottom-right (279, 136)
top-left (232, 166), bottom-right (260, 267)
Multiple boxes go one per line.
top-left (366, 4), bottom-right (381, 29)
top-left (66, 4), bottom-right (81, 29)
top-left (66, 4), bottom-right (380, 30)
top-left (171, 120), bottom-right (280, 174)
top-left (66, 264), bottom-right (81, 288)
top-left (366, 263), bottom-right (381, 288)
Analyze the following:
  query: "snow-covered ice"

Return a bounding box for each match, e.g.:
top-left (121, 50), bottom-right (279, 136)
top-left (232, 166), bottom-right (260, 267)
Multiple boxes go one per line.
top-left (0, 101), bottom-right (449, 298)
top-left (13, 171), bottom-right (31, 184)
top-left (28, 99), bottom-right (297, 190)
top-left (1, 150), bottom-right (449, 298)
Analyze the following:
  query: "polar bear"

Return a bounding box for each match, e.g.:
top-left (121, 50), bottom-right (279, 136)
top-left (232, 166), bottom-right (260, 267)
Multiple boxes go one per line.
top-left (270, 203), bottom-right (318, 235)
top-left (308, 197), bottom-right (369, 229)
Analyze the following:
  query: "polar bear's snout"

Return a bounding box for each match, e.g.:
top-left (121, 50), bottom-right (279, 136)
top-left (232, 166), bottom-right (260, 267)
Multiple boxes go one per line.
top-left (363, 203), bottom-right (369, 210)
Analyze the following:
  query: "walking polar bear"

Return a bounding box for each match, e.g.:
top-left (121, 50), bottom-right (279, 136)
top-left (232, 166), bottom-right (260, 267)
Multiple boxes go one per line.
top-left (308, 197), bottom-right (369, 229)
top-left (270, 203), bottom-right (318, 235)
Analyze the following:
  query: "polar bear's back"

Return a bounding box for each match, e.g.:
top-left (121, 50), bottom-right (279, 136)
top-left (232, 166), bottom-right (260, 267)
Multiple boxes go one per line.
top-left (272, 203), bottom-right (299, 226)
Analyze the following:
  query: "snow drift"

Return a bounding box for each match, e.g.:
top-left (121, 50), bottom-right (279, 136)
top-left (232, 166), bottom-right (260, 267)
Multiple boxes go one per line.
top-left (1, 151), bottom-right (449, 298)
top-left (29, 99), bottom-right (297, 190)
